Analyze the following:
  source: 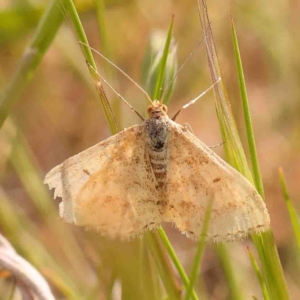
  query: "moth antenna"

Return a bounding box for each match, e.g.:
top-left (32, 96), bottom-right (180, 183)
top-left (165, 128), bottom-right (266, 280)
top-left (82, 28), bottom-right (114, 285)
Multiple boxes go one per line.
top-left (79, 41), bottom-right (153, 105)
top-left (160, 24), bottom-right (211, 103)
top-left (171, 77), bottom-right (221, 121)
top-left (87, 62), bottom-right (145, 121)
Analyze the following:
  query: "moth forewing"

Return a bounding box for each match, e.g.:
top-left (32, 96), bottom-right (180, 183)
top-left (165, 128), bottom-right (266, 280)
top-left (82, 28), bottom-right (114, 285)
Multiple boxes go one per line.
top-left (162, 121), bottom-right (270, 242)
top-left (44, 125), bottom-right (163, 240)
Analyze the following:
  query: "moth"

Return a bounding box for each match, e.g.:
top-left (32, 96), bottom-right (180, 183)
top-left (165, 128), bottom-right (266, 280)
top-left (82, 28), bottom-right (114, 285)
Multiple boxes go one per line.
top-left (44, 71), bottom-right (270, 241)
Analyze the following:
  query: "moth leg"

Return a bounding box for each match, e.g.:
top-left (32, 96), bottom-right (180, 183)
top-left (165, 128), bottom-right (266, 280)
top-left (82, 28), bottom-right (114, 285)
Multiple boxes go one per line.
top-left (183, 123), bottom-right (195, 134)
top-left (183, 123), bottom-right (224, 148)
top-left (209, 141), bottom-right (225, 149)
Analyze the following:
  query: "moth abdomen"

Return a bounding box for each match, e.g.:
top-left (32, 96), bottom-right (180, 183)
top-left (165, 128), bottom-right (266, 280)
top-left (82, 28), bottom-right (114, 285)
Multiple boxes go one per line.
top-left (145, 117), bottom-right (169, 152)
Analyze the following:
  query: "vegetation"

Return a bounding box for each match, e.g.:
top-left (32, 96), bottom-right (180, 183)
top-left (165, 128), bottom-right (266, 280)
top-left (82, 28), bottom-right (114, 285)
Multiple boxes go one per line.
top-left (0, 0), bottom-right (299, 299)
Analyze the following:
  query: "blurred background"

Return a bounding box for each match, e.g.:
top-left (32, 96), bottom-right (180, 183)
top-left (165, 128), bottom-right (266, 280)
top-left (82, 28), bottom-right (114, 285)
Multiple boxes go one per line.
top-left (0, 0), bottom-right (299, 299)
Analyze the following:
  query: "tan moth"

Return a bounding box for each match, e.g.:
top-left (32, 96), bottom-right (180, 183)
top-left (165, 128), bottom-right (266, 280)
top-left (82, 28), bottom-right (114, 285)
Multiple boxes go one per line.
top-left (44, 46), bottom-right (270, 242)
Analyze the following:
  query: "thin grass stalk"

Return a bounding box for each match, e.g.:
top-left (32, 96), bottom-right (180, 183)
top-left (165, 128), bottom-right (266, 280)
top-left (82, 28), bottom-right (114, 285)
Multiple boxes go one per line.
top-left (158, 229), bottom-right (199, 300)
top-left (0, 117), bottom-right (92, 294)
top-left (147, 17), bottom-right (199, 299)
top-left (231, 18), bottom-right (265, 199)
top-left (152, 16), bottom-right (174, 101)
top-left (55, 26), bottom-right (95, 91)
top-left (196, 2), bottom-right (247, 298)
top-left (248, 247), bottom-right (271, 300)
top-left (0, 189), bottom-right (85, 299)
top-left (196, 0), bottom-right (252, 178)
top-left (147, 249), bottom-right (163, 300)
top-left (215, 244), bottom-right (243, 300)
top-left (7, 278), bottom-right (16, 300)
top-left (64, 2), bottom-right (185, 297)
top-left (63, 0), bottom-right (119, 134)
top-left (94, 0), bottom-right (121, 121)
top-left (106, 270), bottom-right (117, 300)
top-left (145, 234), bottom-right (181, 300)
top-left (278, 168), bottom-right (300, 255)
top-left (137, 239), bottom-right (161, 300)
top-left (185, 200), bottom-right (212, 300)
top-left (95, 0), bottom-right (111, 73)
top-left (0, 0), bottom-right (64, 129)
top-left (230, 17), bottom-right (289, 300)
top-left (63, 0), bottom-right (96, 69)
top-left (9, 127), bottom-right (91, 276)
top-left (196, 1), bottom-right (289, 299)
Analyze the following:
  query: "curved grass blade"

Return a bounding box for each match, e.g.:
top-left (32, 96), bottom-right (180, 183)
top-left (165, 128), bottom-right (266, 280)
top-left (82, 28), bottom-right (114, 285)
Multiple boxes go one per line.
top-left (152, 16), bottom-right (174, 101)
top-left (279, 167), bottom-right (300, 255)
top-left (0, 233), bottom-right (55, 300)
top-left (231, 17), bottom-right (265, 198)
top-left (0, 0), bottom-right (64, 130)
top-left (0, 189), bottom-right (85, 299)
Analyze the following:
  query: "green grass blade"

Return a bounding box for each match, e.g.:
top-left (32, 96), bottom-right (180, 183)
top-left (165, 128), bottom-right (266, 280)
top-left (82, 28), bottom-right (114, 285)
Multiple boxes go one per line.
top-left (196, 2), bottom-right (289, 299)
top-left (215, 244), bottom-right (244, 300)
top-left (145, 233), bottom-right (181, 300)
top-left (0, 5), bottom-right (42, 43)
top-left (140, 240), bottom-right (163, 300)
top-left (231, 18), bottom-right (265, 199)
top-left (141, 31), bottom-right (177, 105)
top-left (158, 229), bottom-right (199, 300)
top-left (196, 3), bottom-right (248, 299)
top-left (95, 0), bottom-right (111, 68)
top-left (139, 18), bottom-right (197, 298)
top-left (63, 3), bottom-right (184, 299)
top-left (185, 200), bottom-right (212, 300)
top-left (63, 0), bottom-right (96, 69)
top-left (9, 127), bottom-right (92, 275)
top-left (152, 16), bottom-right (174, 101)
top-left (94, 0), bottom-right (122, 121)
top-left (248, 247), bottom-right (271, 300)
top-left (143, 19), bottom-right (198, 299)
top-left (279, 167), bottom-right (300, 255)
top-left (197, 2), bottom-right (252, 179)
top-left (63, 0), bottom-right (119, 134)
top-left (0, 0), bottom-right (64, 130)
top-left (231, 18), bottom-right (289, 300)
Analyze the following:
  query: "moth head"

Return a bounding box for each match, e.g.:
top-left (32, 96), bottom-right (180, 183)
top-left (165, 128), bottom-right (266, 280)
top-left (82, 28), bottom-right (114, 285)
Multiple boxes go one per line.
top-left (147, 100), bottom-right (168, 119)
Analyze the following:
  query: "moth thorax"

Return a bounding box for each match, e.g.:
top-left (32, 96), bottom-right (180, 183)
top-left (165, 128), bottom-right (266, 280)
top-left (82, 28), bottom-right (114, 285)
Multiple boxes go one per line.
top-left (145, 118), bottom-right (169, 152)
top-left (147, 101), bottom-right (168, 119)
